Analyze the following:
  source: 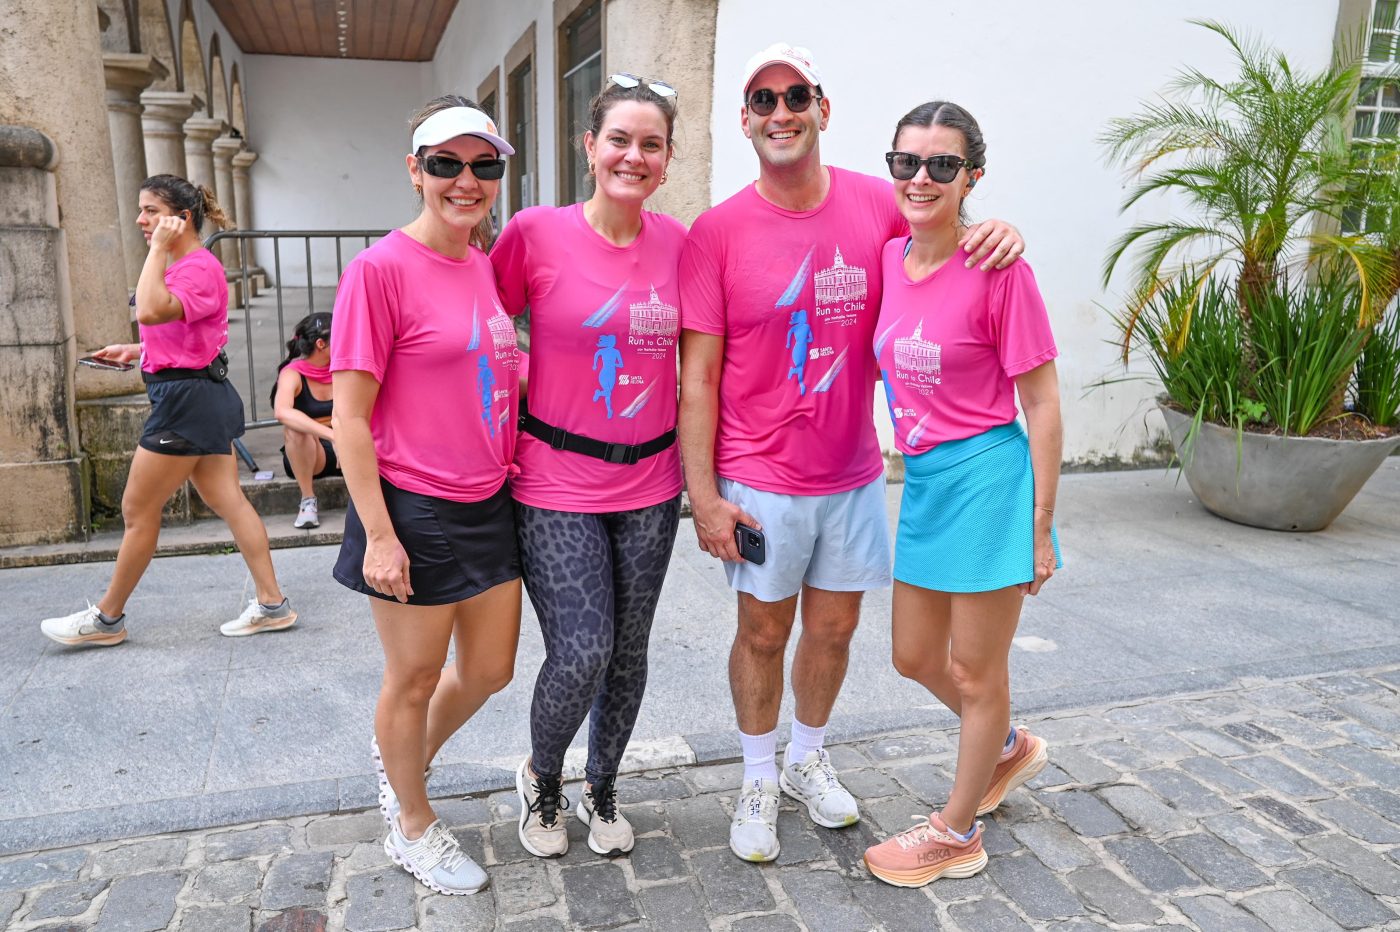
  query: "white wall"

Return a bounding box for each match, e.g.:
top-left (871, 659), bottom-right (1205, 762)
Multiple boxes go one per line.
top-left (712, 0), bottom-right (1344, 465)
top-left (242, 54), bottom-right (428, 279)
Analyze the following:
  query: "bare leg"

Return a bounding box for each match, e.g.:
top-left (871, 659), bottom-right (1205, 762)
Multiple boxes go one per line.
top-left (189, 453), bottom-right (284, 605)
top-left (96, 449), bottom-right (200, 617)
top-left (891, 581), bottom-right (962, 716)
top-left (940, 586), bottom-right (1024, 834)
top-left (790, 586), bottom-right (862, 728)
top-left (730, 592), bottom-right (799, 734)
top-left (282, 428), bottom-right (325, 499)
top-left (424, 578), bottom-right (522, 765)
top-left (372, 598), bottom-right (455, 840)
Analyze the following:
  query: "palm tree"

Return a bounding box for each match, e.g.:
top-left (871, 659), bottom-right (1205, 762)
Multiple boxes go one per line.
top-left (1101, 20), bottom-right (1369, 353)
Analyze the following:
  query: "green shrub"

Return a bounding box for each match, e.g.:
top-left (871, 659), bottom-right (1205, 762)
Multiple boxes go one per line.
top-left (1355, 306), bottom-right (1400, 427)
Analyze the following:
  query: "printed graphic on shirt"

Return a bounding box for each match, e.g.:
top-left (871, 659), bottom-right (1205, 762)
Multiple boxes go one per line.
top-left (627, 285), bottom-right (678, 360)
top-left (476, 354), bottom-right (497, 438)
top-left (786, 309), bottom-right (814, 395)
top-left (583, 284), bottom-right (629, 328)
top-left (487, 300), bottom-right (520, 371)
top-left (813, 246), bottom-right (867, 327)
top-left (592, 334), bottom-right (625, 419)
top-left (467, 298), bottom-right (482, 350)
top-left (775, 248), bottom-right (815, 309)
top-left (892, 319), bottom-right (942, 393)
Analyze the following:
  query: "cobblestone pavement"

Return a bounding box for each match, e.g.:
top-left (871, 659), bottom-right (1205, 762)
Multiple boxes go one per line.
top-left (5, 665), bottom-right (1400, 931)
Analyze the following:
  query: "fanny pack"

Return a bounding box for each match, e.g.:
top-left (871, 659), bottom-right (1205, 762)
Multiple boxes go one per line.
top-left (143, 349), bottom-right (230, 384)
top-left (519, 401), bottom-right (675, 466)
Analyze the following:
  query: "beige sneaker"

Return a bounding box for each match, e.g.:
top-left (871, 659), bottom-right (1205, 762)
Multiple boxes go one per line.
top-left (515, 758), bottom-right (568, 858)
top-left (576, 776), bottom-right (634, 857)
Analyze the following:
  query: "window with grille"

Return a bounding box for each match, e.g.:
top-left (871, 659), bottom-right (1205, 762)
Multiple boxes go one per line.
top-left (559, 2), bottom-right (602, 204)
top-left (1345, 0), bottom-right (1400, 233)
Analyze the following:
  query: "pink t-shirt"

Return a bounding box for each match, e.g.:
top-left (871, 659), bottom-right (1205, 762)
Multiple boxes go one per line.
top-left (491, 204), bottom-right (686, 512)
top-left (139, 248), bottom-right (228, 373)
top-left (679, 167), bottom-right (907, 495)
top-left (875, 239), bottom-right (1058, 455)
top-left (331, 230), bottom-right (518, 503)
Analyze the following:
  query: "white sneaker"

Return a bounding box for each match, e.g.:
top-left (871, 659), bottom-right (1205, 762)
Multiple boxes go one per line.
top-left (730, 778), bottom-right (781, 862)
top-left (780, 744), bottom-right (860, 828)
top-left (371, 737), bottom-right (432, 827)
top-left (219, 598), bottom-right (297, 637)
top-left (40, 604), bottom-right (127, 647)
top-left (294, 497), bottom-right (319, 529)
top-left (515, 758), bottom-right (569, 858)
top-left (384, 817), bottom-right (487, 895)
top-left (576, 776), bottom-right (634, 857)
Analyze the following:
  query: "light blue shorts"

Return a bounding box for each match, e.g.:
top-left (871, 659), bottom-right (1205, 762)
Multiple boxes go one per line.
top-left (717, 475), bottom-right (892, 603)
top-left (895, 421), bottom-right (1062, 593)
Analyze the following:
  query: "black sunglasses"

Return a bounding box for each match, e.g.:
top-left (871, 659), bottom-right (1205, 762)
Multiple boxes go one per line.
top-left (885, 151), bottom-right (976, 183)
top-left (418, 154), bottom-right (507, 181)
top-left (746, 84), bottom-right (821, 117)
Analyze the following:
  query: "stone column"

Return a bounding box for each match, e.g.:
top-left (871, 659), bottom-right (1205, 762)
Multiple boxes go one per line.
top-left (182, 116), bottom-right (224, 194)
top-left (211, 135), bottom-right (241, 271)
top-left (0, 127), bottom-right (86, 545)
top-left (104, 52), bottom-right (167, 292)
top-left (139, 89), bottom-right (200, 178)
top-left (232, 149), bottom-right (260, 291)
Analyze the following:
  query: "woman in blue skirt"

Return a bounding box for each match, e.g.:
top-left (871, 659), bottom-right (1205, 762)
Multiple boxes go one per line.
top-left (863, 101), bottom-right (1063, 888)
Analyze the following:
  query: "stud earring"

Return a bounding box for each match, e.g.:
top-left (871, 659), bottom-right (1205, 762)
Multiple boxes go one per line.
top-left (587, 160), bottom-right (596, 176)
top-left (660, 171), bottom-right (668, 185)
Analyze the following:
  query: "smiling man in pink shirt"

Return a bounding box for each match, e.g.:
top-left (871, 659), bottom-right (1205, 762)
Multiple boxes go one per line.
top-left (678, 43), bottom-right (1025, 862)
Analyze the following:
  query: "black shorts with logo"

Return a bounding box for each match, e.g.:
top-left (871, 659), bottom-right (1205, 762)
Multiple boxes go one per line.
top-left (334, 477), bottom-right (520, 606)
top-left (138, 378), bottom-right (246, 456)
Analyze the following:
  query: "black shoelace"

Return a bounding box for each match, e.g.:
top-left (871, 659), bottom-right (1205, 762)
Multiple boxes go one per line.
top-left (529, 775), bottom-right (568, 827)
top-left (589, 775), bottom-right (619, 822)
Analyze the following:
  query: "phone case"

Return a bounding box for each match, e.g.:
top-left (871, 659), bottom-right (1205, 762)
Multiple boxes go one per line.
top-left (735, 524), bottom-right (767, 565)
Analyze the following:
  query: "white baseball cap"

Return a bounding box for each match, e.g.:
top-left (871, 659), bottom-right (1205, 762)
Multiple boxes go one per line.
top-left (741, 43), bottom-right (823, 97)
top-left (411, 106), bottom-right (515, 156)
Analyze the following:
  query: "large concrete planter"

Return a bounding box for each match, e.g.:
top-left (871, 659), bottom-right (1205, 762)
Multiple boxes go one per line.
top-left (1158, 402), bottom-right (1400, 531)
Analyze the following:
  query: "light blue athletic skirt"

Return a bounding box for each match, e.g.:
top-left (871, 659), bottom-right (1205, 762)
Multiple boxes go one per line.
top-left (894, 421), bottom-right (1062, 593)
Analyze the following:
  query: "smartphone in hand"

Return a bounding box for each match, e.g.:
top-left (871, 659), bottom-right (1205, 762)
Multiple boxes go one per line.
top-left (734, 523), bottom-right (767, 565)
top-left (78, 355), bottom-right (134, 371)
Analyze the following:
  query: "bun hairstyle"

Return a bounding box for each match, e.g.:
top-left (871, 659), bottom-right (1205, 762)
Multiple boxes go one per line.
top-left (140, 173), bottom-right (230, 232)
top-left (891, 101), bottom-right (986, 223)
top-left (408, 93), bottom-right (496, 252)
top-left (269, 312), bottom-right (332, 406)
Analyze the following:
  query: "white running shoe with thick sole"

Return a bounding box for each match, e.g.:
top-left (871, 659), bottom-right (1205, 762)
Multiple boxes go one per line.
top-left (576, 777), bottom-right (634, 857)
top-left (40, 604), bottom-right (127, 647)
top-left (730, 777), bottom-right (781, 862)
top-left (219, 598), bottom-right (297, 637)
top-left (294, 497), bottom-right (320, 529)
top-left (515, 758), bottom-right (569, 858)
top-left (780, 744), bottom-right (860, 828)
top-left (383, 817), bottom-right (487, 895)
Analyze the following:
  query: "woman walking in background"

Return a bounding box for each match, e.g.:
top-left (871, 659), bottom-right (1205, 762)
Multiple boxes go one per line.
top-left (862, 101), bottom-right (1061, 887)
top-left (271, 312), bottom-right (338, 529)
top-left (40, 174), bottom-right (295, 646)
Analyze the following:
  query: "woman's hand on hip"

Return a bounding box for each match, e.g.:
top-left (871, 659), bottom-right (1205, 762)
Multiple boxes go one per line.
top-left (363, 533), bottom-right (414, 603)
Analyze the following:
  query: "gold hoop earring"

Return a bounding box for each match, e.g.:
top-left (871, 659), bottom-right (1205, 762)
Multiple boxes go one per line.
top-left (413, 183), bottom-right (422, 196)
top-left (660, 171), bottom-right (668, 185)
top-left (587, 160), bottom-right (596, 176)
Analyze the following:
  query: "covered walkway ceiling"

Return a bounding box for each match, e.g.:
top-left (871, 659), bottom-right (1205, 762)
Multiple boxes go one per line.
top-left (208, 0), bottom-right (460, 61)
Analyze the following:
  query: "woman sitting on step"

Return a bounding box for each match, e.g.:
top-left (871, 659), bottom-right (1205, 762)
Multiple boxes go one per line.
top-left (271, 312), bottom-right (339, 529)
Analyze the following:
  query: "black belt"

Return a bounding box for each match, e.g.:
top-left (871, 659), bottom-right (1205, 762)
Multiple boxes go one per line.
top-left (143, 350), bottom-right (229, 384)
top-left (520, 407), bottom-right (676, 466)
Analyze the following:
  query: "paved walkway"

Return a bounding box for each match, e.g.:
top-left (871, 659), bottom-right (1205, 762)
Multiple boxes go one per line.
top-left (3, 665), bottom-right (1400, 931)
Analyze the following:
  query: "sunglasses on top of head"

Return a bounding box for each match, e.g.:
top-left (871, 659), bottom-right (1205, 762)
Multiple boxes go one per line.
top-left (885, 151), bottom-right (976, 183)
top-left (746, 84), bottom-right (821, 117)
top-left (417, 154), bottom-right (507, 181)
top-left (608, 73), bottom-right (678, 99)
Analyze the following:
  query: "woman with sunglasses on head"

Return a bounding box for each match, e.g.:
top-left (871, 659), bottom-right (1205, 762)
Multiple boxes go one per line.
top-left (861, 101), bottom-right (1061, 888)
top-left (271, 312), bottom-right (338, 529)
top-left (489, 74), bottom-right (685, 860)
top-left (331, 95), bottom-right (521, 896)
top-left (40, 174), bottom-right (296, 646)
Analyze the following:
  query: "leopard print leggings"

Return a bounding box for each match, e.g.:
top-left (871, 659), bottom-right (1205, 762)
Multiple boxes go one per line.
top-left (515, 496), bottom-right (681, 783)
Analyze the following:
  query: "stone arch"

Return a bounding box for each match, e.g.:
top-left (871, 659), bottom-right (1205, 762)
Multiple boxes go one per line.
top-left (178, 0), bottom-right (208, 110)
top-left (230, 63), bottom-right (249, 142)
top-left (97, 0), bottom-right (136, 53)
top-left (136, 0), bottom-right (177, 90)
top-left (208, 32), bottom-right (229, 123)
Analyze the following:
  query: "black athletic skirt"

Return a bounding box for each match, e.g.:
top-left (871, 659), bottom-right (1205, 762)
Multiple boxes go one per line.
top-left (138, 378), bottom-right (246, 456)
top-left (333, 477), bottom-right (520, 606)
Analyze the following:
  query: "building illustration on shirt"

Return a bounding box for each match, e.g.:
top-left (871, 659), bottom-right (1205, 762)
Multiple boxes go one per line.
top-left (628, 285), bottom-right (678, 336)
top-left (894, 320), bottom-right (941, 375)
top-left (488, 307), bottom-right (516, 352)
top-left (814, 246), bottom-right (867, 306)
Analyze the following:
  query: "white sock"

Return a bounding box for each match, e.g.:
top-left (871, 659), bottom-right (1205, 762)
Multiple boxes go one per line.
top-left (739, 729), bottom-right (778, 784)
top-left (788, 719), bottom-right (826, 766)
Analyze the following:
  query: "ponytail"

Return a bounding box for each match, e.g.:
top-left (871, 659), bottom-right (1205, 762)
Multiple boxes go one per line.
top-left (270, 312), bottom-right (332, 406)
top-left (140, 174), bottom-right (231, 232)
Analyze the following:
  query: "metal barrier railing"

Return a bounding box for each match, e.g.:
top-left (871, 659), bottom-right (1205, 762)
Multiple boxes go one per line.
top-left (203, 230), bottom-right (390, 431)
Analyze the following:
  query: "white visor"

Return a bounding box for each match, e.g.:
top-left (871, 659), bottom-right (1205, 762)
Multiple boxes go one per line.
top-left (411, 106), bottom-right (515, 156)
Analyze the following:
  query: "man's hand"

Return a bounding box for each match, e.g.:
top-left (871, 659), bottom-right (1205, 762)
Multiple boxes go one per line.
top-left (691, 494), bottom-right (761, 563)
top-left (960, 220), bottom-right (1024, 271)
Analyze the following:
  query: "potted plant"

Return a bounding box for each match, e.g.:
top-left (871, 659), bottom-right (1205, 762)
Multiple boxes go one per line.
top-left (1102, 20), bottom-right (1400, 531)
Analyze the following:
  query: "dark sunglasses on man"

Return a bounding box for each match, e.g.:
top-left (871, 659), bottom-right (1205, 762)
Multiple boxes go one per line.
top-left (885, 151), bottom-right (977, 183)
top-left (418, 154), bottom-right (507, 181)
top-left (746, 84), bottom-right (821, 117)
